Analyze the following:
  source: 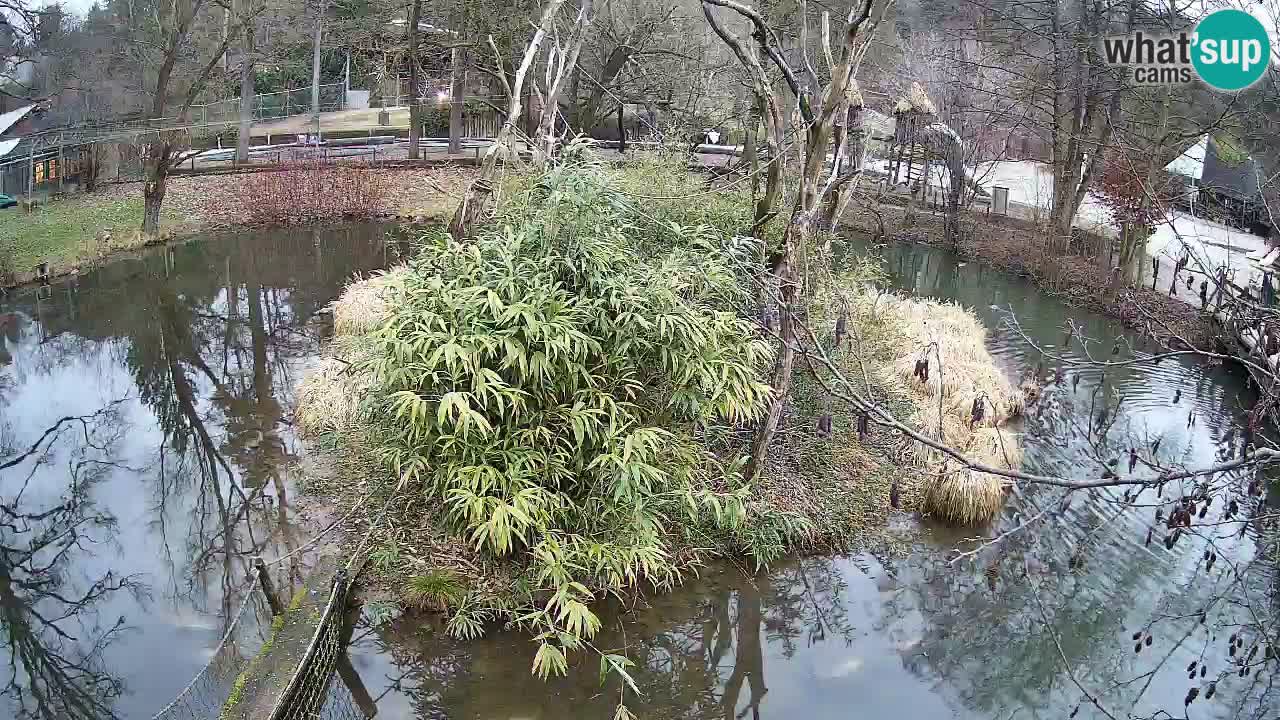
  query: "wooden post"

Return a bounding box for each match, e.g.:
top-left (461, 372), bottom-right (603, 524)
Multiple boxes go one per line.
top-left (617, 104), bottom-right (625, 154)
top-left (27, 141), bottom-right (35, 205)
top-left (57, 134), bottom-right (64, 194)
top-left (253, 556), bottom-right (285, 616)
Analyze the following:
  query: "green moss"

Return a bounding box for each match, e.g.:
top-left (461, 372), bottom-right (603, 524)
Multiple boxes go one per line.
top-left (218, 610), bottom-right (286, 719)
top-left (1213, 134), bottom-right (1249, 166)
top-left (287, 585), bottom-right (308, 612)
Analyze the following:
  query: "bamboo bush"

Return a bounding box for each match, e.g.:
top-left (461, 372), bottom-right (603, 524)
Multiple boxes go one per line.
top-left (359, 157), bottom-right (809, 675)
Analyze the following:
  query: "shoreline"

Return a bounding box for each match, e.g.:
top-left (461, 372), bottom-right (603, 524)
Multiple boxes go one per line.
top-left (841, 200), bottom-right (1216, 349)
top-left (1, 165), bottom-right (473, 292)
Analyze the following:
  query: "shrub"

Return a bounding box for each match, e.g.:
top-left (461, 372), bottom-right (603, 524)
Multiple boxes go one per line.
top-left (359, 157), bottom-right (801, 673)
top-left (235, 159), bottom-right (390, 224)
top-left (404, 570), bottom-right (467, 612)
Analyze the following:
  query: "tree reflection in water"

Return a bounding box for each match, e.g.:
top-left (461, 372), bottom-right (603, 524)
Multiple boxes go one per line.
top-left (0, 402), bottom-right (143, 720)
top-left (360, 557), bottom-right (857, 720)
top-left (0, 223), bottom-right (399, 718)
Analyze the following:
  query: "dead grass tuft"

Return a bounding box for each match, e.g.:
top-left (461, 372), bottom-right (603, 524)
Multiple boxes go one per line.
top-left (332, 265), bottom-right (411, 336)
top-left (869, 292), bottom-right (1024, 525)
top-left (296, 355), bottom-right (366, 437)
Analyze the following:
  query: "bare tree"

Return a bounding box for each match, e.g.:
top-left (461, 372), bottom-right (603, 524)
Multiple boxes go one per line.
top-left (700, 0), bottom-right (890, 481)
top-left (531, 0), bottom-right (593, 163)
top-left (134, 0), bottom-right (264, 235)
top-left (447, 0), bottom-right (567, 240)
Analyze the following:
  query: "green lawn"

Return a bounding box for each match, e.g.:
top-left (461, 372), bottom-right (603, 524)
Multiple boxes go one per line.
top-left (0, 193), bottom-right (177, 276)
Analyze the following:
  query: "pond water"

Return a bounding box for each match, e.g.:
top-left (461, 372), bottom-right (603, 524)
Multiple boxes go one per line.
top-left (1, 227), bottom-right (1274, 720)
top-left (0, 223), bottom-right (407, 719)
top-left (344, 239), bottom-right (1278, 720)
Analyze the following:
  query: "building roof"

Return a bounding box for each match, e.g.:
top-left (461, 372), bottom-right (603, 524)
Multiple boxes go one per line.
top-left (1165, 134), bottom-right (1261, 201)
top-left (1164, 135), bottom-right (1207, 180)
top-left (0, 104), bottom-right (36, 136)
top-left (1201, 135), bottom-right (1259, 201)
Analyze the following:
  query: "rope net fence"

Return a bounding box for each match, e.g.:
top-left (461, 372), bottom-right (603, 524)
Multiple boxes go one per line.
top-left (149, 568), bottom-right (274, 720)
top-left (269, 569), bottom-right (357, 720)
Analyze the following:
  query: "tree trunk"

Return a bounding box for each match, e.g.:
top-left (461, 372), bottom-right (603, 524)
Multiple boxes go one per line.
top-left (1117, 222), bottom-right (1150, 284)
top-left (407, 0), bottom-right (422, 160)
top-left (142, 152), bottom-right (168, 237)
top-left (819, 100), bottom-right (864, 232)
top-left (745, 209), bottom-right (813, 482)
top-left (743, 102), bottom-right (759, 201)
top-left (534, 0), bottom-right (593, 165)
top-left (310, 14), bottom-right (322, 137)
top-left (943, 141), bottom-right (965, 246)
top-left (83, 145), bottom-right (100, 193)
top-left (616, 104), bottom-right (625, 152)
top-left (235, 18), bottom-right (256, 164)
top-left (448, 46), bottom-right (464, 153)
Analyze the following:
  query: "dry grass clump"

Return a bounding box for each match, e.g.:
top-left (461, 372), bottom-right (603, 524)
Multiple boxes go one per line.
top-left (332, 265), bottom-right (411, 336)
top-left (301, 266), bottom-right (410, 436)
top-left (925, 427), bottom-right (1021, 525)
top-left (749, 276), bottom-right (940, 550)
top-left (926, 467), bottom-right (1009, 526)
top-left (873, 293), bottom-right (1023, 525)
top-left (295, 337), bottom-right (377, 437)
top-left (296, 358), bottom-right (360, 437)
top-left (880, 295), bottom-right (1022, 425)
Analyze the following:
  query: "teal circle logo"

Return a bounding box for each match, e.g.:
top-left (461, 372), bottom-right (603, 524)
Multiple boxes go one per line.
top-left (1192, 9), bottom-right (1271, 91)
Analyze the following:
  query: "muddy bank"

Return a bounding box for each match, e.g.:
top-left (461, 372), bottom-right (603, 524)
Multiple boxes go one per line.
top-left (841, 200), bottom-right (1214, 348)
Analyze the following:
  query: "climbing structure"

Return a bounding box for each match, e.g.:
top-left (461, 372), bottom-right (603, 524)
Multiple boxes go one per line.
top-left (888, 82), bottom-right (938, 191)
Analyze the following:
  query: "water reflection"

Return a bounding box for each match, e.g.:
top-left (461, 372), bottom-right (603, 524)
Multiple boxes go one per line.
top-left (0, 224), bottom-right (398, 719)
top-left (351, 239), bottom-right (1277, 720)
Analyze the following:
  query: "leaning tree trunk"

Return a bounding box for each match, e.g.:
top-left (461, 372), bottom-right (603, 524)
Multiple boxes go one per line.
top-left (743, 212), bottom-right (812, 481)
top-left (448, 0), bottom-right (567, 239)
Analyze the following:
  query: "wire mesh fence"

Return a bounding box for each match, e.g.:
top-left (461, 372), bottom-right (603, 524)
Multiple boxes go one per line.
top-left (235, 84), bottom-right (348, 123)
top-left (315, 665), bottom-right (375, 720)
top-left (150, 564), bottom-right (372, 720)
top-left (150, 571), bottom-right (274, 720)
